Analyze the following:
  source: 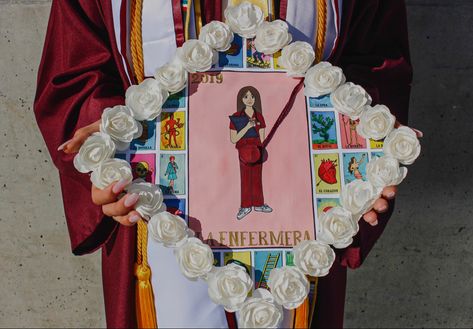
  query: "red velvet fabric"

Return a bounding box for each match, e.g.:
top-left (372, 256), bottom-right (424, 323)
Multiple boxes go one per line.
top-left (33, 1), bottom-right (411, 328)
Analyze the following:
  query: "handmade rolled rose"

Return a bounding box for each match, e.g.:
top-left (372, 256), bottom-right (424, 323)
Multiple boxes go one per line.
top-left (90, 158), bottom-right (133, 190)
top-left (293, 240), bottom-right (335, 277)
top-left (267, 266), bottom-right (309, 309)
top-left (125, 78), bottom-right (169, 121)
top-left (99, 105), bottom-right (142, 151)
top-left (331, 82), bottom-right (372, 119)
top-left (357, 104), bottom-right (395, 140)
top-left (340, 180), bottom-right (381, 218)
top-left (73, 132), bottom-right (116, 173)
top-left (148, 211), bottom-right (190, 247)
top-left (176, 39), bottom-right (216, 73)
top-left (279, 41), bottom-right (315, 77)
top-left (366, 156), bottom-right (408, 188)
top-left (317, 206), bottom-right (358, 249)
top-left (383, 126), bottom-right (421, 165)
top-left (304, 61), bottom-right (346, 97)
top-left (199, 20), bottom-right (234, 52)
top-left (174, 237), bottom-right (214, 280)
top-left (254, 20), bottom-right (292, 55)
top-left (224, 1), bottom-right (264, 39)
top-left (126, 180), bottom-right (165, 219)
top-left (154, 58), bottom-right (188, 94)
top-left (207, 263), bottom-right (252, 312)
top-left (237, 288), bottom-right (283, 329)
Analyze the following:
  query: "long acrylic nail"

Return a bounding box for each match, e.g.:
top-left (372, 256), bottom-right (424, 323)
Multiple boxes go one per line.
top-left (371, 220), bottom-right (379, 226)
top-left (412, 128), bottom-right (423, 138)
top-left (129, 214), bottom-right (140, 223)
top-left (57, 139), bottom-right (72, 151)
top-left (124, 193), bottom-right (140, 207)
top-left (385, 191), bottom-right (396, 199)
top-left (112, 178), bottom-right (130, 194)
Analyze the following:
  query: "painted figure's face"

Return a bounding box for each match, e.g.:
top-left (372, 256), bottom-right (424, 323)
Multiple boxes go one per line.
top-left (135, 161), bottom-right (149, 178)
top-left (242, 90), bottom-right (255, 107)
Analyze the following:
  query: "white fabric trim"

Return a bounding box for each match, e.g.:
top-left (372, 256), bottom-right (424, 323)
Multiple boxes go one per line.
top-left (111, 0), bottom-right (132, 83)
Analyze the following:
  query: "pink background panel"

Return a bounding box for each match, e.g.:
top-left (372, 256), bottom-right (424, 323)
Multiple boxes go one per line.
top-left (188, 72), bottom-right (315, 249)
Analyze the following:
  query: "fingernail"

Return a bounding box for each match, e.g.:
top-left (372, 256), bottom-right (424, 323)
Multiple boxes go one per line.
top-left (377, 206), bottom-right (387, 213)
top-left (371, 220), bottom-right (379, 226)
top-left (412, 128), bottom-right (423, 138)
top-left (385, 191), bottom-right (396, 199)
top-left (124, 193), bottom-right (140, 207)
top-left (57, 139), bottom-right (72, 151)
top-left (129, 214), bottom-right (140, 223)
top-left (112, 178), bottom-right (129, 194)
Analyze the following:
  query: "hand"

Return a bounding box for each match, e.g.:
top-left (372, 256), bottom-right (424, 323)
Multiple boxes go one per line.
top-left (57, 119), bottom-right (101, 153)
top-left (362, 125), bottom-right (423, 226)
top-left (245, 120), bottom-right (256, 130)
top-left (91, 178), bottom-right (142, 226)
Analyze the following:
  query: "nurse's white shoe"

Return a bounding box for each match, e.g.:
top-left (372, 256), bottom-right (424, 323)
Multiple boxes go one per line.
top-left (254, 204), bottom-right (273, 213)
top-left (237, 207), bottom-right (252, 220)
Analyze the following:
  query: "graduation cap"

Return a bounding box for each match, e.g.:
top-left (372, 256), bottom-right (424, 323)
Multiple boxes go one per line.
top-left (229, 115), bottom-right (258, 138)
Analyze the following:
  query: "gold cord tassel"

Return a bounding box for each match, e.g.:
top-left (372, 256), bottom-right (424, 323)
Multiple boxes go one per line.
top-left (294, 297), bottom-right (310, 328)
top-left (315, 0), bottom-right (328, 63)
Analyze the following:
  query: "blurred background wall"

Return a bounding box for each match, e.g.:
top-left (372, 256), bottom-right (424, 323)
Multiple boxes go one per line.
top-left (0, 0), bottom-right (471, 327)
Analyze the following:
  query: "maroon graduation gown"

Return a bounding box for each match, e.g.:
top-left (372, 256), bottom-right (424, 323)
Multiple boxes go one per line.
top-left (33, 1), bottom-right (412, 328)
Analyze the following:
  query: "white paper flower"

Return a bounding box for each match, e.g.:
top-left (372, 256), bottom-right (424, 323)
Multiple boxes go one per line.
top-left (90, 158), bottom-right (133, 190)
top-left (254, 20), bottom-right (292, 55)
top-left (207, 263), bottom-right (253, 312)
top-left (331, 82), bottom-right (372, 119)
top-left (383, 126), bottom-right (421, 165)
top-left (148, 211), bottom-right (190, 247)
top-left (125, 78), bottom-right (169, 121)
top-left (99, 105), bottom-right (142, 151)
top-left (174, 237), bottom-right (214, 280)
top-left (317, 206), bottom-right (359, 249)
top-left (126, 180), bottom-right (165, 219)
top-left (199, 20), bottom-right (234, 52)
top-left (293, 240), bottom-right (335, 277)
top-left (340, 180), bottom-right (381, 218)
top-left (267, 266), bottom-right (309, 309)
top-left (304, 61), bottom-right (346, 97)
top-left (176, 39), bottom-right (217, 73)
top-left (154, 59), bottom-right (188, 94)
top-left (279, 41), bottom-right (315, 77)
top-left (366, 156), bottom-right (408, 188)
top-left (238, 288), bottom-right (283, 329)
top-left (73, 132), bottom-right (116, 173)
top-left (357, 104), bottom-right (395, 140)
top-left (224, 1), bottom-right (264, 38)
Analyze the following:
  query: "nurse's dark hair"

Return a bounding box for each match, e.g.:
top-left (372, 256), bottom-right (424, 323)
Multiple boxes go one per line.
top-left (236, 86), bottom-right (262, 113)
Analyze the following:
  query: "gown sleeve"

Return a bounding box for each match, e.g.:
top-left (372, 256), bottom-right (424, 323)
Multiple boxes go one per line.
top-left (33, 0), bottom-right (126, 255)
top-left (334, 0), bottom-right (413, 268)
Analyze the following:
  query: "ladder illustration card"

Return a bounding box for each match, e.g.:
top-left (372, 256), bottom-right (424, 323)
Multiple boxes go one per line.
top-left (254, 251), bottom-right (283, 289)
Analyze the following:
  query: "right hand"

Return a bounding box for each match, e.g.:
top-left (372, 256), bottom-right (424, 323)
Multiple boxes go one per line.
top-left (245, 120), bottom-right (256, 130)
top-left (57, 119), bottom-right (142, 226)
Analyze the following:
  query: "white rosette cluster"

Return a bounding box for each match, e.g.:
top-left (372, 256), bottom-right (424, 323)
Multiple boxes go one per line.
top-left (174, 237), bottom-right (214, 280)
top-left (279, 41), bottom-right (315, 77)
top-left (367, 156), bottom-right (408, 188)
top-left (224, 1), bottom-right (264, 38)
top-left (100, 105), bottom-right (142, 151)
top-left (125, 78), bottom-right (169, 121)
top-left (304, 61), bottom-right (346, 97)
top-left (199, 21), bottom-right (234, 52)
top-left (176, 39), bottom-right (217, 73)
top-left (357, 104), bottom-right (395, 140)
top-left (90, 158), bottom-right (133, 190)
top-left (331, 82), bottom-right (372, 119)
top-left (207, 263), bottom-right (253, 312)
top-left (148, 211), bottom-right (191, 247)
top-left (238, 288), bottom-right (283, 329)
top-left (383, 126), bottom-right (421, 165)
top-left (70, 2), bottom-right (423, 324)
top-left (126, 180), bottom-right (165, 220)
top-left (293, 240), bottom-right (335, 277)
top-left (73, 132), bottom-right (116, 173)
top-left (254, 20), bottom-right (292, 55)
top-left (154, 58), bottom-right (188, 94)
top-left (317, 206), bottom-right (359, 249)
top-left (340, 180), bottom-right (381, 218)
top-left (267, 266), bottom-right (309, 309)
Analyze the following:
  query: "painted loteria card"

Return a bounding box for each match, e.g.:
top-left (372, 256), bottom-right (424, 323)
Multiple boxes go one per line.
top-left (339, 114), bottom-right (367, 149)
top-left (342, 152), bottom-right (368, 184)
top-left (310, 111), bottom-right (338, 150)
top-left (130, 153), bottom-right (155, 184)
top-left (314, 153), bottom-right (341, 194)
top-left (160, 111), bottom-right (186, 151)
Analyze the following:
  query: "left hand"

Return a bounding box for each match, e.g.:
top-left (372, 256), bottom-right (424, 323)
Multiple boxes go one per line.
top-left (362, 124), bottom-right (423, 226)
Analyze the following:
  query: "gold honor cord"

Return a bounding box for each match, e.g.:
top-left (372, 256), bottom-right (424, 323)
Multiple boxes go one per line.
top-left (128, 0), bottom-right (328, 328)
